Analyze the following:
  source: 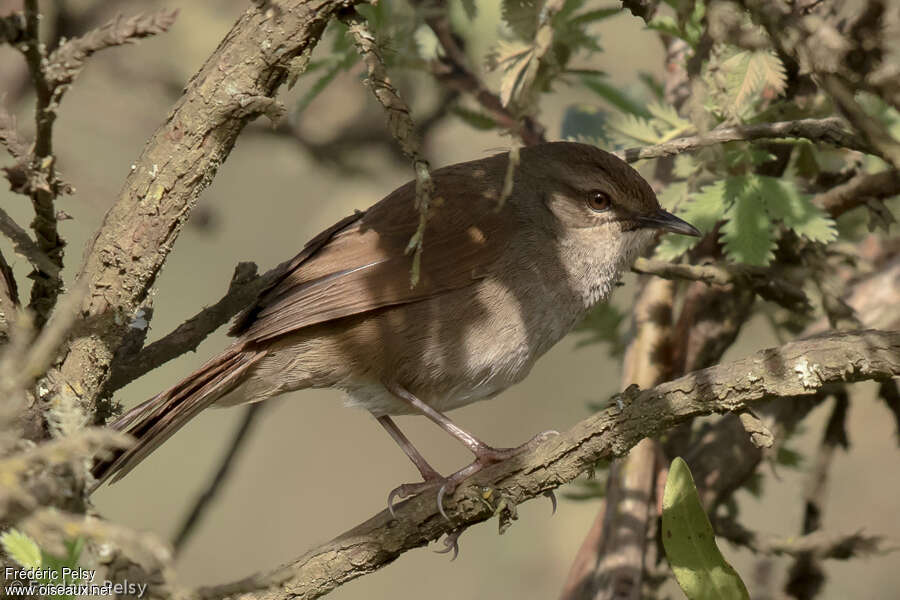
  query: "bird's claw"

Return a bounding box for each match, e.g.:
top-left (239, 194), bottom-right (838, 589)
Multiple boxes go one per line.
top-left (434, 529), bottom-right (463, 560)
top-left (544, 489), bottom-right (557, 515)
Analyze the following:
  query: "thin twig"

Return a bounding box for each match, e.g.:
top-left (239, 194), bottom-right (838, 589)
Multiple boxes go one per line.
top-left (785, 392), bottom-right (849, 599)
top-left (713, 518), bottom-right (889, 560)
top-left (632, 257), bottom-right (810, 313)
top-left (21, 0), bottom-right (64, 326)
top-left (615, 118), bottom-right (873, 163)
top-left (0, 205), bottom-right (60, 276)
top-left (190, 331), bottom-right (900, 600)
top-left (814, 169), bottom-right (900, 218)
top-left (173, 404), bottom-right (266, 554)
top-left (340, 9), bottom-right (434, 287)
top-left (416, 0), bottom-right (546, 146)
top-left (103, 262), bottom-right (283, 395)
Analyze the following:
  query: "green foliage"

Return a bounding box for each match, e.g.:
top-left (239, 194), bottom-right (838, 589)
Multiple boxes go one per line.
top-left (662, 458), bottom-right (750, 600)
top-left (573, 302), bottom-right (626, 356)
top-left (581, 73), bottom-right (652, 118)
top-left (502, 0), bottom-right (542, 40)
top-left (1, 530), bottom-right (85, 599)
top-left (649, 0), bottom-right (705, 47)
top-left (452, 106), bottom-right (497, 130)
top-left (561, 104), bottom-right (609, 143)
top-left (606, 101), bottom-right (693, 147)
top-left (1, 529), bottom-right (42, 570)
top-left (704, 48), bottom-right (787, 120)
top-left (656, 175), bottom-right (836, 265)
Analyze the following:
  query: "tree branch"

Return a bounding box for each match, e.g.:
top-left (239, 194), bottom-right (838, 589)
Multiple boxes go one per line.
top-left (416, 0), bottom-right (546, 146)
top-left (814, 169), bottom-right (900, 218)
top-left (632, 257), bottom-right (810, 313)
top-left (0, 205), bottom-right (60, 277)
top-left (191, 330), bottom-right (900, 600)
top-left (713, 518), bottom-right (890, 561)
top-left (103, 262), bottom-right (283, 395)
top-left (615, 117), bottom-right (873, 163)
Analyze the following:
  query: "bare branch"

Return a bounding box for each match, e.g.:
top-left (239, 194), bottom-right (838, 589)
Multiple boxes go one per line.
top-left (172, 404), bottom-right (266, 554)
top-left (416, 0), bottom-right (546, 146)
top-left (713, 518), bottom-right (891, 561)
top-left (0, 100), bottom-right (28, 159)
top-left (103, 262), bottom-right (283, 394)
top-left (191, 330), bottom-right (900, 600)
top-left (44, 9), bottom-right (179, 103)
top-left (615, 118), bottom-right (873, 163)
top-left (0, 205), bottom-right (61, 277)
top-left (814, 169), bottom-right (900, 218)
top-left (632, 257), bottom-right (810, 314)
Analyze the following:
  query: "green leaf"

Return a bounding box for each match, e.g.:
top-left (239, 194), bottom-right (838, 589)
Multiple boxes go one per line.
top-left (708, 49), bottom-right (787, 119)
top-left (453, 106), bottom-right (497, 130)
top-left (659, 181), bottom-right (690, 211)
top-left (607, 113), bottom-right (662, 146)
top-left (569, 7), bottom-right (621, 26)
top-left (720, 178), bottom-right (776, 265)
top-left (673, 155), bottom-right (700, 179)
top-left (646, 14), bottom-right (681, 39)
top-left (1, 529), bottom-right (42, 570)
top-left (502, 0), bottom-right (542, 39)
top-left (581, 74), bottom-right (652, 118)
top-left (758, 178), bottom-right (837, 243)
top-left (662, 457), bottom-right (750, 600)
top-left (647, 101), bottom-right (691, 131)
top-left (654, 181), bottom-right (724, 261)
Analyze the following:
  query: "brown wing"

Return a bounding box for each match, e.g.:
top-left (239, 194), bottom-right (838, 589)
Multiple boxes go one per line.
top-left (231, 159), bottom-right (510, 343)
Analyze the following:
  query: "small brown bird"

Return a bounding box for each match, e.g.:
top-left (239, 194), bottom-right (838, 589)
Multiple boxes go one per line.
top-left (93, 142), bottom-right (698, 516)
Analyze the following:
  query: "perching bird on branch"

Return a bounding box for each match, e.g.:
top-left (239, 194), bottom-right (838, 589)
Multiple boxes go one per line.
top-left (92, 142), bottom-right (699, 518)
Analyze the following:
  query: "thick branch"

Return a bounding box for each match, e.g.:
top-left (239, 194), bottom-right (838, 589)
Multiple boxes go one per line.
top-left (50, 0), bottom-right (366, 425)
top-left (615, 118), bottom-right (872, 163)
top-left (192, 330), bottom-right (900, 600)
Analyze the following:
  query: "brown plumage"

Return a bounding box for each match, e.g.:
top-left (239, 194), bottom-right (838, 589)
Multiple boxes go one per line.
top-left (93, 142), bottom-right (698, 497)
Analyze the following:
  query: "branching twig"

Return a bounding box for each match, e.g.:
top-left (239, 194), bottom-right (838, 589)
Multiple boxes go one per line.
top-left (103, 262), bottom-right (283, 395)
top-left (814, 169), bottom-right (900, 218)
top-left (713, 518), bottom-right (889, 560)
top-left (417, 0), bottom-right (546, 146)
top-left (786, 391), bottom-right (850, 599)
top-left (0, 205), bottom-right (60, 277)
top-left (190, 330), bottom-right (900, 600)
top-left (632, 257), bottom-right (810, 313)
top-left (615, 117), bottom-right (873, 163)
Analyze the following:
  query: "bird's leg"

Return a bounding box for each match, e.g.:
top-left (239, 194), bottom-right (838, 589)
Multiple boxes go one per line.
top-left (386, 384), bottom-right (557, 518)
top-left (376, 415), bottom-right (445, 517)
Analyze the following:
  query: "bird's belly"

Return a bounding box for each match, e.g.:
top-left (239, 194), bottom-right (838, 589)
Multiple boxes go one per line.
top-left (342, 279), bottom-right (583, 417)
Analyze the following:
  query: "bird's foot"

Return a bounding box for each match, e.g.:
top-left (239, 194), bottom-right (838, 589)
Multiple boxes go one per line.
top-left (387, 430), bottom-right (559, 521)
top-left (435, 429), bottom-right (560, 519)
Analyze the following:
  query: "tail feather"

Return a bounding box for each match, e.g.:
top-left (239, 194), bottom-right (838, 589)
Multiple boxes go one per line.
top-left (92, 345), bottom-right (267, 488)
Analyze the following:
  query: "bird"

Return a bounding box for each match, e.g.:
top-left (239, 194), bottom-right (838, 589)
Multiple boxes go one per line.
top-left (92, 141), bottom-right (699, 519)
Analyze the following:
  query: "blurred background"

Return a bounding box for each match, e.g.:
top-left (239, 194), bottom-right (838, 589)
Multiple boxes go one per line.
top-left (1, 1), bottom-right (898, 598)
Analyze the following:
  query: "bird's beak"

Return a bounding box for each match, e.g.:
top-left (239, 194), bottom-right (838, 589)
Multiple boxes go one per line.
top-left (638, 209), bottom-right (701, 237)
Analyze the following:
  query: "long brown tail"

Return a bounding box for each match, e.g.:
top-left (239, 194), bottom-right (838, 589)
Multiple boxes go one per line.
top-left (92, 345), bottom-right (267, 488)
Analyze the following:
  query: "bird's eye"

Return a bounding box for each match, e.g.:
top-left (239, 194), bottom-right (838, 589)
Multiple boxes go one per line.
top-left (587, 191), bottom-right (612, 212)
